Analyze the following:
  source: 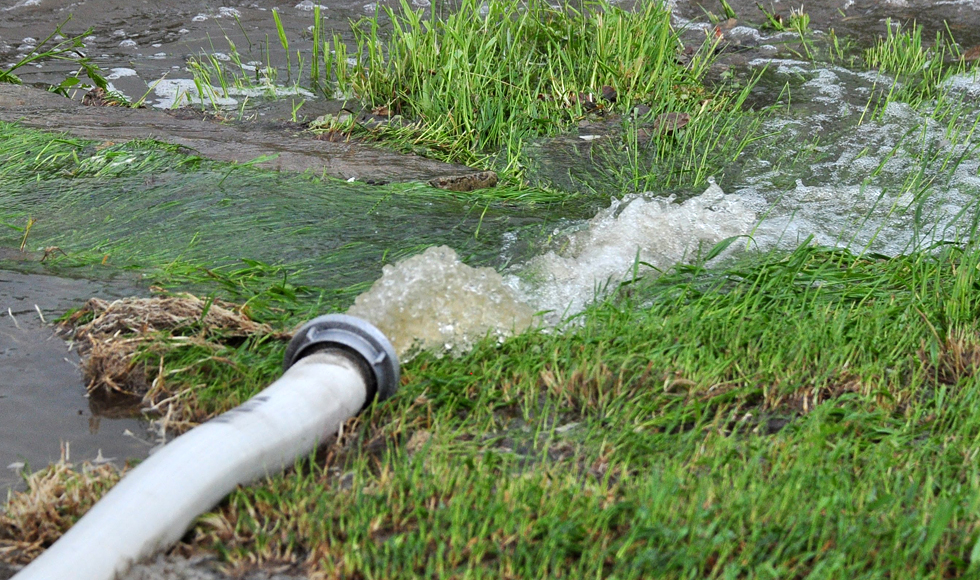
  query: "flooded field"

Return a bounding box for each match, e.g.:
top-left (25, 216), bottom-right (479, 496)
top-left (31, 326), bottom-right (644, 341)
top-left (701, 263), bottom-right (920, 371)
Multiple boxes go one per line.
top-left (1, 0), bottom-right (979, 107)
top-left (0, 269), bottom-right (150, 492)
top-left (3, 0), bottom-right (980, 577)
top-left (2, 0), bottom-right (980, 493)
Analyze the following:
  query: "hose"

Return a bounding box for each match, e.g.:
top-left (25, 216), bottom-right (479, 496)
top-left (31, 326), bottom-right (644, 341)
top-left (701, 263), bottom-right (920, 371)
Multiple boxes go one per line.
top-left (12, 314), bottom-right (399, 580)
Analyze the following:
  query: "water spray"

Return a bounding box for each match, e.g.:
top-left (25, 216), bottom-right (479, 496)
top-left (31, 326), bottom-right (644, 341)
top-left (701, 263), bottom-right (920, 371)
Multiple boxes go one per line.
top-left (12, 314), bottom-right (399, 580)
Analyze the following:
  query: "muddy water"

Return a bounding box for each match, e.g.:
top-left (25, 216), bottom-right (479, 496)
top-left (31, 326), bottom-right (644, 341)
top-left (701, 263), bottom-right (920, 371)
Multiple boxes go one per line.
top-left (670, 0), bottom-right (980, 48)
top-left (0, 269), bottom-right (151, 492)
top-left (0, 0), bottom-right (371, 109)
top-left (3, 0), bottom-right (980, 108)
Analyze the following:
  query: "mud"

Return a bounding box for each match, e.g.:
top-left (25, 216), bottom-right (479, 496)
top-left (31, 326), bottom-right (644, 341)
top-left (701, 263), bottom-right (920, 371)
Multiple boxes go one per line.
top-left (0, 269), bottom-right (151, 493)
top-left (0, 84), bottom-right (476, 183)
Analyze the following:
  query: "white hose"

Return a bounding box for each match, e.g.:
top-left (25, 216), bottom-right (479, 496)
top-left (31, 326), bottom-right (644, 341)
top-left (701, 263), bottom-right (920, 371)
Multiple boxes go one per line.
top-left (13, 350), bottom-right (368, 580)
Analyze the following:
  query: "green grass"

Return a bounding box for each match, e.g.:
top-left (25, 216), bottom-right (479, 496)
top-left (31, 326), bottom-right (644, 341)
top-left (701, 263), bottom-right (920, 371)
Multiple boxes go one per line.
top-left (0, 16), bottom-right (110, 98)
top-left (12, 238), bottom-right (980, 577)
top-left (183, 0), bottom-right (761, 190)
top-left (0, 121), bottom-right (581, 305)
top-left (186, 241), bottom-right (980, 577)
top-left (862, 20), bottom-right (968, 111)
top-left (9, 12), bottom-right (980, 577)
top-left (328, 0), bottom-right (739, 180)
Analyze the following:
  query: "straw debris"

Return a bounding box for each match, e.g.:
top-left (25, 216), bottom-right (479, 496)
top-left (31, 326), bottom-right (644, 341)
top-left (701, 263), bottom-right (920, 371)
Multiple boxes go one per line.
top-left (0, 458), bottom-right (123, 564)
top-left (59, 294), bottom-right (287, 399)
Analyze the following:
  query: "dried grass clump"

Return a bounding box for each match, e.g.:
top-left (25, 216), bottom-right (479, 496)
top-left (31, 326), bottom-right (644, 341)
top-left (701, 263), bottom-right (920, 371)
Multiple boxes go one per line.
top-left (0, 460), bottom-right (122, 563)
top-left (920, 329), bottom-right (980, 386)
top-left (59, 294), bottom-right (286, 398)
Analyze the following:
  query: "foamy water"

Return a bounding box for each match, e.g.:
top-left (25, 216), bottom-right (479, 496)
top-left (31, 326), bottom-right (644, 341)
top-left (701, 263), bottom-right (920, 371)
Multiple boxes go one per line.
top-left (349, 181), bottom-right (760, 357)
top-left (347, 246), bottom-right (536, 359)
top-left (506, 180), bottom-right (758, 319)
top-left (349, 61), bottom-right (980, 357)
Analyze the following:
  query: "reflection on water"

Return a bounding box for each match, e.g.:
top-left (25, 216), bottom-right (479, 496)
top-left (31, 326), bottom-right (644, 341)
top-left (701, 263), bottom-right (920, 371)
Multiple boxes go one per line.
top-left (0, 270), bottom-right (151, 492)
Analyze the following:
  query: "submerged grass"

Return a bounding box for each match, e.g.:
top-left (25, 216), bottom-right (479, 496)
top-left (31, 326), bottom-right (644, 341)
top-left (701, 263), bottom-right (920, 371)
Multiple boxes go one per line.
top-left (11, 239), bottom-right (980, 577)
top-left (0, 121), bottom-right (575, 296)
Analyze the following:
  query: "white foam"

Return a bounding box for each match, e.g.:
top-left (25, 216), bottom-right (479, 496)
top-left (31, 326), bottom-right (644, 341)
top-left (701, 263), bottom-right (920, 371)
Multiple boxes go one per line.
top-left (106, 68), bottom-right (136, 80)
top-left (507, 180), bottom-right (758, 319)
top-left (347, 246), bottom-right (536, 359)
top-left (2, 0), bottom-right (41, 11)
top-left (149, 78), bottom-right (313, 109)
top-left (295, 0), bottom-right (327, 10)
top-left (943, 71), bottom-right (980, 100)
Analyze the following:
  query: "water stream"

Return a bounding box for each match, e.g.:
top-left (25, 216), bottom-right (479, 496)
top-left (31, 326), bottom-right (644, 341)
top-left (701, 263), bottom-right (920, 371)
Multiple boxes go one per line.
top-left (2, 0), bottom-right (980, 495)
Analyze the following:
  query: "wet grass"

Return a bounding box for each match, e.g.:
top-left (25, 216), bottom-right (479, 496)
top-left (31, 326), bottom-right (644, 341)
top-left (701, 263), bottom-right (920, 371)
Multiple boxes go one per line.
top-left (0, 121), bottom-right (578, 300)
top-left (0, 17), bottom-right (111, 99)
top-left (8, 10), bottom-right (980, 578)
top-left (186, 0), bottom-right (758, 190)
top-left (330, 0), bottom-right (754, 185)
top-left (863, 20), bottom-right (966, 110)
top-left (10, 239), bottom-right (980, 577)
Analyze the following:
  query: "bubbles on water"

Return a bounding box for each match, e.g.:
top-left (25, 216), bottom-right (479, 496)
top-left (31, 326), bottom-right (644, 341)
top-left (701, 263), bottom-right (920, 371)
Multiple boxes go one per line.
top-left (192, 8), bottom-right (241, 22)
top-left (347, 246), bottom-right (536, 360)
top-left (348, 183), bottom-right (762, 357)
top-left (149, 78), bottom-right (314, 109)
top-left (295, 1), bottom-right (327, 10)
top-left (2, 0), bottom-right (41, 11)
top-left (943, 71), bottom-right (980, 100)
top-left (507, 180), bottom-right (758, 319)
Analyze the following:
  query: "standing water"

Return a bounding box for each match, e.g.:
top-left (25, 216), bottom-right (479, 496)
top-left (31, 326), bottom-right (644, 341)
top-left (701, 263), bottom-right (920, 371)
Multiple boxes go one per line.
top-left (2, 0), bottom-right (980, 511)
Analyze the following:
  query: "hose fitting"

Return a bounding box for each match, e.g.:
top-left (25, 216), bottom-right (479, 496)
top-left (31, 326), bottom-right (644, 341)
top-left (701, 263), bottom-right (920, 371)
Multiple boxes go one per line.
top-left (284, 314), bottom-right (399, 404)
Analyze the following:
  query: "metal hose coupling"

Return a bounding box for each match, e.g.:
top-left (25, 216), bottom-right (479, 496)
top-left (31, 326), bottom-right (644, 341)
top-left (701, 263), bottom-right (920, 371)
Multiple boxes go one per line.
top-left (283, 314), bottom-right (400, 405)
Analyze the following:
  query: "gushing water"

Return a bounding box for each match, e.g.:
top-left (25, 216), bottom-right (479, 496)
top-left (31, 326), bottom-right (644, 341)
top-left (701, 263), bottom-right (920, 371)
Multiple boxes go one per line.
top-left (349, 182), bottom-right (759, 356)
top-left (346, 246), bottom-right (536, 359)
top-left (507, 180), bottom-right (757, 319)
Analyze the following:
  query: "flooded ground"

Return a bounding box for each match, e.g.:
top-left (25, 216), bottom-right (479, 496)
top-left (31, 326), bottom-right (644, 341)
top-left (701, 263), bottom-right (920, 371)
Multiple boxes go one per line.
top-left (2, 0), bottom-right (980, 577)
top-left (2, 0), bottom-right (979, 108)
top-left (2, 0), bottom-right (980, 474)
top-left (0, 269), bottom-right (151, 493)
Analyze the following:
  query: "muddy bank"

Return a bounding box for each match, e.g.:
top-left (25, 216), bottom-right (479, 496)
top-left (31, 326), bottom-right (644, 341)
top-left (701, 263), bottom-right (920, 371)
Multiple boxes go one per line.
top-left (0, 84), bottom-right (477, 184)
top-left (0, 269), bottom-right (151, 493)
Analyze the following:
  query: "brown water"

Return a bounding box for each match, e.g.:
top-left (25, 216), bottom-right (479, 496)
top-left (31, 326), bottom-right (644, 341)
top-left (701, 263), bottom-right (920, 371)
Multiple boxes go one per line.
top-left (3, 0), bottom-right (980, 109)
top-left (671, 0), bottom-right (980, 48)
top-left (0, 269), bottom-right (151, 492)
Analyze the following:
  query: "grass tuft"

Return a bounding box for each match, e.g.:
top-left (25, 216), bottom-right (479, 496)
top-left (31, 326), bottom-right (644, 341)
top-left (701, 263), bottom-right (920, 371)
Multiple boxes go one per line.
top-left (329, 0), bottom-right (736, 178)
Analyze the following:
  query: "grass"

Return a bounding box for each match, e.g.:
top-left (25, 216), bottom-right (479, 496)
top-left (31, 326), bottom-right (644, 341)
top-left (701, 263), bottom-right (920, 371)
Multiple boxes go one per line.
top-left (186, 0), bottom-right (757, 189)
top-left (8, 9), bottom-right (980, 578)
top-left (862, 20), bottom-right (968, 111)
top-left (330, 0), bottom-right (739, 181)
top-left (0, 120), bottom-right (579, 301)
top-left (10, 239), bottom-right (980, 577)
